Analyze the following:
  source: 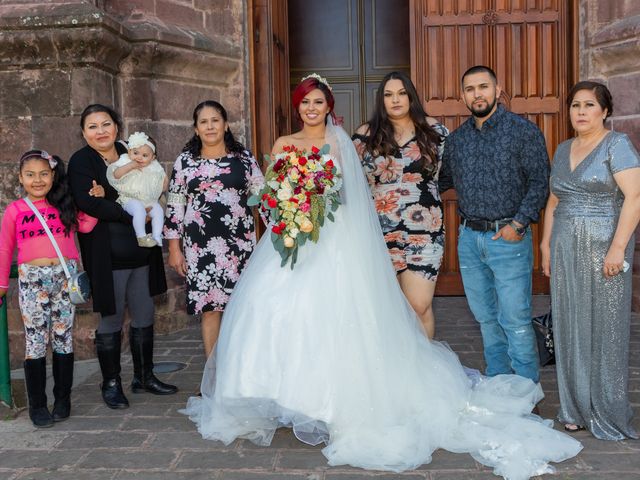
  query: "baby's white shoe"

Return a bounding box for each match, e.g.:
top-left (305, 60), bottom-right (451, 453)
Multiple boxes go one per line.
top-left (137, 234), bottom-right (157, 248)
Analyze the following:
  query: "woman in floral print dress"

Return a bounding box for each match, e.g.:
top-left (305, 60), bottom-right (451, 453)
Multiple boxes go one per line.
top-left (164, 101), bottom-right (264, 358)
top-left (353, 71), bottom-right (448, 339)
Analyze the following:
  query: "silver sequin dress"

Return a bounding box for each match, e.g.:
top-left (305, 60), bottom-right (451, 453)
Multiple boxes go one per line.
top-left (550, 131), bottom-right (640, 440)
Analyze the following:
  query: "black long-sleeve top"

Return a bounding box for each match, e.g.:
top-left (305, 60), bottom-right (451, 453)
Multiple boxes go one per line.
top-left (67, 144), bottom-right (167, 315)
top-left (439, 105), bottom-right (549, 226)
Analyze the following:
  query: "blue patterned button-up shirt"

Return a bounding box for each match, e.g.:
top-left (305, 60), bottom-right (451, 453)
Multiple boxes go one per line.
top-left (439, 104), bottom-right (549, 226)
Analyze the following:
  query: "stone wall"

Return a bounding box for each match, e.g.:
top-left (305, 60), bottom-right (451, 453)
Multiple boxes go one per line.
top-left (579, 0), bottom-right (640, 310)
top-left (0, 0), bottom-right (250, 367)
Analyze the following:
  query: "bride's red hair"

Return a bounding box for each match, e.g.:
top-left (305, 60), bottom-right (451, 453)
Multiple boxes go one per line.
top-left (291, 77), bottom-right (338, 126)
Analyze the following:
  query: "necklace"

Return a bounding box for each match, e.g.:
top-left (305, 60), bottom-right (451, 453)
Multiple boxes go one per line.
top-left (99, 153), bottom-right (113, 166)
top-left (98, 148), bottom-right (119, 165)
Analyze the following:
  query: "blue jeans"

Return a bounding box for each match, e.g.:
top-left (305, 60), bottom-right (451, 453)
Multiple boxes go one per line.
top-left (457, 225), bottom-right (539, 383)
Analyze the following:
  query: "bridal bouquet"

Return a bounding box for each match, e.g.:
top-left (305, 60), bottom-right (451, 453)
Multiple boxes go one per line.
top-left (248, 144), bottom-right (342, 269)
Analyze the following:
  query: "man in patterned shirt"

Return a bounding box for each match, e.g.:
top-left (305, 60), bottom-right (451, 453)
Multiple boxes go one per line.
top-left (440, 65), bottom-right (549, 385)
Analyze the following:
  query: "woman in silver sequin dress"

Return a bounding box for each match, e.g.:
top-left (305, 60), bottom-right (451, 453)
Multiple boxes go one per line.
top-left (541, 81), bottom-right (640, 439)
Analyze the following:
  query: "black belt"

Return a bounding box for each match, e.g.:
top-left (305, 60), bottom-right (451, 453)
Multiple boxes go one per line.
top-left (462, 218), bottom-right (511, 232)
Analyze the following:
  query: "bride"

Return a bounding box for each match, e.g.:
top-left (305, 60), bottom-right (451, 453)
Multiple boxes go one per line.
top-left (182, 74), bottom-right (582, 479)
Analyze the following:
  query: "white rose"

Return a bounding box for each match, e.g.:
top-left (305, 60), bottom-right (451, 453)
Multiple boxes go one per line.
top-left (277, 188), bottom-right (292, 201)
top-left (289, 227), bottom-right (299, 238)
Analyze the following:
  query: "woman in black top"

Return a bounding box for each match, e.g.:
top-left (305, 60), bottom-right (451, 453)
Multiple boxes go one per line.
top-left (67, 104), bottom-right (177, 409)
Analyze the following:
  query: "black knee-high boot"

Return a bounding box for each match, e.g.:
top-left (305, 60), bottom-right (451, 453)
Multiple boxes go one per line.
top-left (130, 325), bottom-right (178, 395)
top-left (23, 357), bottom-right (54, 428)
top-left (95, 331), bottom-right (129, 409)
top-left (52, 352), bottom-right (74, 421)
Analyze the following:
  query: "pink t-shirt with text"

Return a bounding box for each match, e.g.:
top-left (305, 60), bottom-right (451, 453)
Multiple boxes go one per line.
top-left (0, 198), bottom-right (97, 288)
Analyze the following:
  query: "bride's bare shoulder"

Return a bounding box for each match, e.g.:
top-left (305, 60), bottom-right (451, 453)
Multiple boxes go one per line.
top-left (271, 135), bottom-right (294, 156)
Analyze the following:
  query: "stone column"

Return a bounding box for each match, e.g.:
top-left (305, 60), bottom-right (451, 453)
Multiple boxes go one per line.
top-left (579, 0), bottom-right (640, 310)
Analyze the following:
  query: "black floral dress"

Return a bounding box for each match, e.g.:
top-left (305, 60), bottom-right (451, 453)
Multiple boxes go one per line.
top-left (164, 150), bottom-right (264, 314)
top-left (353, 123), bottom-right (449, 281)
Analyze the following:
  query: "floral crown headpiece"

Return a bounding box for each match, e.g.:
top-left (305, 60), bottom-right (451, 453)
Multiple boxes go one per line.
top-left (301, 72), bottom-right (332, 91)
top-left (20, 150), bottom-right (57, 169)
top-left (127, 131), bottom-right (156, 153)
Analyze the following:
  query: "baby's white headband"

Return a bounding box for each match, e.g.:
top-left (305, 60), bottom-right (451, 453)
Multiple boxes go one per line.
top-left (127, 132), bottom-right (156, 153)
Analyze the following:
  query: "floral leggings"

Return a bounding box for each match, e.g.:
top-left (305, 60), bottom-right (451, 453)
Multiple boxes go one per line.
top-left (18, 262), bottom-right (76, 359)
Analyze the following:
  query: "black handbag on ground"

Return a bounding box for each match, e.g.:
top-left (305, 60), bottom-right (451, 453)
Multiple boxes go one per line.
top-left (532, 310), bottom-right (554, 366)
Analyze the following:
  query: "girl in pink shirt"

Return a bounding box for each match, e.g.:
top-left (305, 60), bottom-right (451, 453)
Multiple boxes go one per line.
top-left (0, 150), bottom-right (99, 428)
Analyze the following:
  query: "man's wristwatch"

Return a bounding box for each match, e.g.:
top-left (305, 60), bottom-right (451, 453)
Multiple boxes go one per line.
top-left (509, 221), bottom-right (526, 236)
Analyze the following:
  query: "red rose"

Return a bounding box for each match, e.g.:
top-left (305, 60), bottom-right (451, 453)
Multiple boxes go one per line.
top-left (268, 198), bottom-right (277, 208)
top-left (272, 221), bottom-right (286, 235)
top-left (311, 146), bottom-right (320, 154)
top-left (273, 159), bottom-right (285, 172)
top-left (299, 157), bottom-right (307, 166)
top-left (325, 159), bottom-right (334, 168)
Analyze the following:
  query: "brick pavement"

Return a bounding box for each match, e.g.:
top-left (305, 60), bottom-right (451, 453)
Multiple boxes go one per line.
top-left (0, 296), bottom-right (638, 479)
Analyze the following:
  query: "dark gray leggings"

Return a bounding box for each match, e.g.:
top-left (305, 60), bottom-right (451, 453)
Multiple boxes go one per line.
top-left (97, 266), bottom-right (155, 334)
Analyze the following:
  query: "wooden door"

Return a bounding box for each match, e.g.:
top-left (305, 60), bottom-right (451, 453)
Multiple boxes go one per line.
top-left (251, 0), bottom-right (291, 162)
top-left (251, 0), bottom-right (291, 237)
top-left (288, 0), bottom-right (410, 134)
top-left (410, 0), bottom-right (576, 295)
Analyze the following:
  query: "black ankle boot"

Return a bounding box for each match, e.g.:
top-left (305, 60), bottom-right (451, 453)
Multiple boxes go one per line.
top-left (95, 331), bottom-right (129, 409)
top-left (52, 352), bottom-right (74, 421)
top-left (23, 357), bottom-right (54, 428)
top-left (130, 325), bottom-right (178, 395)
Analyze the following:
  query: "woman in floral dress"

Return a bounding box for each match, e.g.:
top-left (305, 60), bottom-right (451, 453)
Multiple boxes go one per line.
top-left (164, 101), bottom-right (264, 358)
top-left (353, 71), bottom-right (448, 339)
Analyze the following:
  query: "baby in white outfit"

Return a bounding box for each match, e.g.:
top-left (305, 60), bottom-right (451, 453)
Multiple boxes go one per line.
top-left (107, 132), bottom-right (167, 247)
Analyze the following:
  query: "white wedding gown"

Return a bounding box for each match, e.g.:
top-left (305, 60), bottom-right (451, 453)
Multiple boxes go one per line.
top-left (182, 119), bottom-right (582, 479)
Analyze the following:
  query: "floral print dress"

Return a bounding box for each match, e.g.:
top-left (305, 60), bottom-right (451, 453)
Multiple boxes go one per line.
top-left (353, 123), bottom-right (449, 281)
top-left (164, 150), bottom-right (264, 315)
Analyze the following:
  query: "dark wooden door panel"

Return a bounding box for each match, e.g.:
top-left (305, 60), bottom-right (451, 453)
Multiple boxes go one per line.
top-left (330, 83), bottom-right (362, 135)
top-left (289, 0), bottom-right (360, 78)
top-left (363, 0), bottom-right (410, 77)
top-left (289, 0), bottom-right (410, 128)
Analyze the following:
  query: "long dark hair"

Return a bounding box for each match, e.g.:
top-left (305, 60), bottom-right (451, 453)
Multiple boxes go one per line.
top-left (364, 71), bottom-right (443, 177)
top-left (183, 101), bottom-right (245, 157)
top-left (19, 150), bottom-right (78, 236)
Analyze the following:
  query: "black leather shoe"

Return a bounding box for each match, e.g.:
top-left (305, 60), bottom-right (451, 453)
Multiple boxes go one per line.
top-left (95, 330), bottom-right (130, 409)
top-left (23, 357), bottom-right (54, 428)
top-left (131, 374), bottom-right (178, 395)
top-left (130, 325), bottom-right (178, 395)
top-left (52, 352), bottom-right (74, 421)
